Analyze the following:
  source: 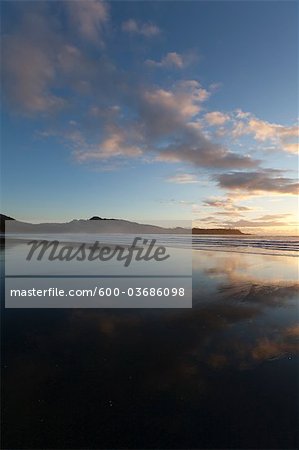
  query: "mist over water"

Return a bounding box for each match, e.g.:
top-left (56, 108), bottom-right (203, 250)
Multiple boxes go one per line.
top-left (192, 235), bottom-right (299, 256)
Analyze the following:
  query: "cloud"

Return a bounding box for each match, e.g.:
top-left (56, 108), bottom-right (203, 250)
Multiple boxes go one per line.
top-left (73, 125), bottom-right (143, 162)
top-left (196, 196), bottom-right (253, 219)
top-left (2, 38), bottom-right (64, 114)
top-left (2, 0), bottom-right (296, 200)
top-left (56, 43), bottom-right (121, 101)
top-left (166, 173), bottom-right (199, 184)
top-left (247, 119), bottom-right (297, 143)
top-left (251, 335), bottom-right (298, 361)
top-left (121, 19), bottom-right (160, 37)
top-left (1, 8), bottom-right (65, 114)
top-left (283, 143), bottom-right (299, 154)
top-left (204, 111), bottom-right (230, 126)
top-left (66, 0), bottom-right (109, 44)
top-left (203, 197), bottom-right (252, 212)
top-left (202, 109), bottom-right (298, 155)
top-left (145, 52), bottom-right (188, 69)
top-left (194, 214), bottom-right (293, 228)
top-left (215, 170), bottom-right (299, 195)
top-left (137, 81), bottom-right (210, 140)
top-left (68, 76), bottom-right (257, 171)
top-left (256, 214), bottom-right (291, 221)
top-left (285, 324), bottom-right (299, 338)
top-left (215, 211), bottom-right (244, 217)
top-left (2, 1), bottom-right (127, 115)
top-left (157, 140), bottom-right (258, 170)
top-left (197, 216), bottom-right (219, 222)
top-left (137, 81), bottom-right (259, 170)
top-left (222, 219), bottom-right (290, 228)
top-left (231, 112), bottom-right (298, 154)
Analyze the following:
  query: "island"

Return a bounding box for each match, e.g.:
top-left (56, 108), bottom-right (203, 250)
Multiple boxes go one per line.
top-left (192, 228), bottom-right (246, 235)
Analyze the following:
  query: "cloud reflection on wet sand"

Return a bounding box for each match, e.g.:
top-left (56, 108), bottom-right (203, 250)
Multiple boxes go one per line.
top-left (2, 249), bottom-right (299, 448)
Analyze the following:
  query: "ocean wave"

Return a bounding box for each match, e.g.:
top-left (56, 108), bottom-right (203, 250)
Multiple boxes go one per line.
top-left (4, 233), bottom-right (299, 256)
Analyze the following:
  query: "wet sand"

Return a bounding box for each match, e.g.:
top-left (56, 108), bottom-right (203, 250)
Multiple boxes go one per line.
top-left (1, 247), bottom-right (298, 449)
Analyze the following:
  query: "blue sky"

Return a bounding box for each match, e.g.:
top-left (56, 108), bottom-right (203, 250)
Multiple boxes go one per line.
top-left (1, 1), bottom-right (298, 233)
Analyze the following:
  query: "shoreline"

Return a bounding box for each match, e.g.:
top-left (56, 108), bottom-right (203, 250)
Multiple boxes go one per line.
top-left (2, 234), bottom-right (299, 258)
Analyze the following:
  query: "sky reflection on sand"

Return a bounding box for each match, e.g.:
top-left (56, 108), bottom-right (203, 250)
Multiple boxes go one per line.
top-left (2, 247), bottom-right (299, 449)
top-left (193, 249), bottom-right (299, 284)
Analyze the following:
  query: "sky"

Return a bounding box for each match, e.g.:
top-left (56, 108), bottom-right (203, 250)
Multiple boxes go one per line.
top-left (1, 0), bottom-right (298, 234)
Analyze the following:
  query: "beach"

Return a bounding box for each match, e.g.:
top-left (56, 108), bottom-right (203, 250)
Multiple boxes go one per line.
top-left (1, 238), bottom-right (298, 448)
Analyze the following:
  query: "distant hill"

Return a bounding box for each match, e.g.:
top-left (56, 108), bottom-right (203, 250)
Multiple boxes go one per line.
top-left (1, 215), bottom-right (187, 234)
top-left (1, 214), bottom-right (245, 235)
top-left (89, 216), bottom-right (116, 221)
top-left (192, 228), bottom-right (246, 235)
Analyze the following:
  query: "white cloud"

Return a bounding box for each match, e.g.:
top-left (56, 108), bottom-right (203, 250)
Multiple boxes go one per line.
top-left (283, 143), bottom-right (298, 154)
top-left (166, 173), bottom-right (199, 184)
top-left (66, 0), bottom-right (109, 44)
top-left (204, 111), bottom-right (230, 126)
top-left (74, 125), bottom-right (143, 162)
top-left (222, 219), bottom-right (292, 228)
top-left (231, 112), bottom-right (298, 154)
top-left (142, 80), bottom-right (209, 130)
top-left (145, 52), bottom-right (185, 69)
top-left (122, 19), bottom-right (160, 37)
top-left (2, 35), bottom-right (64, 114)
top-left (203, 197), bottom-right (252, 212)
top-left (2, 3), bottom-right (112, 114)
